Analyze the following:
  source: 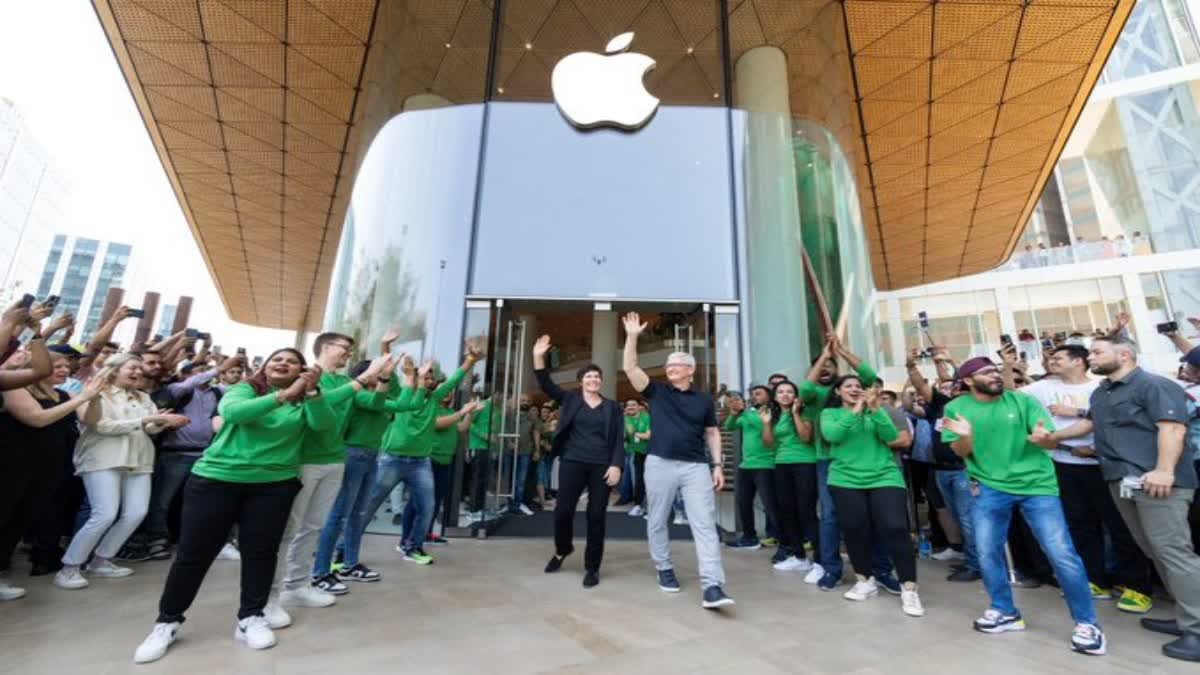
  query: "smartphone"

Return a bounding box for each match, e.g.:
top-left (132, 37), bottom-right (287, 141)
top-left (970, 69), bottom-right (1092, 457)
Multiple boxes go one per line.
top-left (17, 293), bottom-right (34, 309)
top-left (128, 308), bottom-right (145, 318)
top-left (198, 331), bottom-right (211, 341)
top-left (43, 295), bottom-right (60, 311)
top-left (237, 346), bottom-right (247, 355)
top-left (1157, 321), bottom-right (1179, 334)
top-left (1000, 334), bottom-right (1013, 347)
top-left (1041, 338), bottom-right (1054, 350)
top-left (185, 328), bottom-right (199, 339)
top-left (917, 311), bottom-right (930, 330)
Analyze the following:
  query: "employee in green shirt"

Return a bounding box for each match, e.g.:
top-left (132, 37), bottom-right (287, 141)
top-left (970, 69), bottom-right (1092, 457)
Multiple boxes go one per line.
top-left (941, 356), bottom-right (1104, 655)
top-left (625, 400), bottom-right (651, 517)
top-left (724, 386), bottom-right (779, 551)
top-left (136, 348), bottom-right (335, 664)
top-left (400, 391), bottom-right (479, 546)
top-left (820, 374), bottom-right (924, 618)
top-left (762, 380), bottom-right (821, 578)
top-left (351, 341), bottom-right (483, 566)
top-left (466, 394), bottom-right (495, 521)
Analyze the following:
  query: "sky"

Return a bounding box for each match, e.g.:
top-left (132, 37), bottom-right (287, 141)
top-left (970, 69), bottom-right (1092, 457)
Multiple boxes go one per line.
top-left (0, 1), bottom-right (299, 356)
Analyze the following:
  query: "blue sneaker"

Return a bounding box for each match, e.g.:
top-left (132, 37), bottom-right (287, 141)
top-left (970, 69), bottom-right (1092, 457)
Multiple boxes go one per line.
top-left (658, 569), bottom-right (681, 593)
top-left (725, 536), bottom-right (762, 550)
top-left (876, 573), bottom-right (902, 595)
top-left (817, 572), bottom-right (841, 591)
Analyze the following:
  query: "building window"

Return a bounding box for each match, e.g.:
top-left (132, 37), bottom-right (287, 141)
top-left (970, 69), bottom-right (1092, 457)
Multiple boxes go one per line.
top-left (898, 291), bottom-right (1000, 364)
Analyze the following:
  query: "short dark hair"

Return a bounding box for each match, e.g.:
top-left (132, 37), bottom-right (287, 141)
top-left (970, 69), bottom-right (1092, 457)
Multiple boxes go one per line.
top-left (881, 389), bottom-right (898, 399)
top-left (576, 364), bottom-right (603, 381)
top-left (1052, 345), bottom-right (1089, 364)
top-left (313, 332), bottom-right (354, 358)
top-left (767, 372), bottom-right (787, 384)
top-left (102, 341), bottom-right (119, 350)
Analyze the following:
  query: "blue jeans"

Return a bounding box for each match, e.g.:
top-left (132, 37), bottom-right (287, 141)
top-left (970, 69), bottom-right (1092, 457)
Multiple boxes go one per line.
top-left (501, 453), bottom-right (532, 511)
top-left (404, 461), bottom-right (453, 538)
top-left (618, 454), bottom-right (635, 502)
top-left (817, 459), bottom-right (893, 579)
top-left (973, 483), bottom-right (1097, 624)
top-left (344, 455), bottom-right (434, 565)
top-left (935, 469), bottom-right (980, 573)
top-left (144, 451), bottom-right (201, 540)
top-left (538, 457), bottom-right (554, 489)
top-left (313, 447), bottom-right (378, 576)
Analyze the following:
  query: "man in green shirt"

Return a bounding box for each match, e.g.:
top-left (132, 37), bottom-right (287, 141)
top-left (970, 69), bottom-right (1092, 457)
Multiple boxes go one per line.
top-left (941, 356), bottom-right (1105, 655)
top-left (466, 394), bottom-right (496, 521)
top-left (401, 392), bottom-right (479, 546)
top-left (625, 401), bottom-right (651, 517)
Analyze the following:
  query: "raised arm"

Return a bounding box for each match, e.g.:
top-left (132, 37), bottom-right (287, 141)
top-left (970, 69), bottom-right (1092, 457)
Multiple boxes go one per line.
top-left (621, 312), bottom-right (650, 393)
top-left (1, 378), bottom-right (101, 428)
top-left (931, 347), bottom-right (957, 383)
top-left (0, 339), bottom-right (53, 391)
top-left (806, 340), bottom-right (833, 384)
top-left (905, 349), bottom-right (934, 402)
top-left (82, 307), bottom-right (133, 368)
top-left (532, 335), bottom-right (568, 402)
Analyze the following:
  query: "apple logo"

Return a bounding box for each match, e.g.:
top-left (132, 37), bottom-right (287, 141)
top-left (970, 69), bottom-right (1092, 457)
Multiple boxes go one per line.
top-left (551, 32), bottom-right (659, 131)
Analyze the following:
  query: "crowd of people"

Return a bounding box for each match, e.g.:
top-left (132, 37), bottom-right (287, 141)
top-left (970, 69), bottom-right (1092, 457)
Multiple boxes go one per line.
top-left (1008, 231), bottom-right (1153, 269)
top-left (1, 296), bottom-right (1199, 664)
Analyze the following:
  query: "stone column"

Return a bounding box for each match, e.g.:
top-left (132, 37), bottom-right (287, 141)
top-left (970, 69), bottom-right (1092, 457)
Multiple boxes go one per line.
top-left (591, 309), bottom-right (618, 400)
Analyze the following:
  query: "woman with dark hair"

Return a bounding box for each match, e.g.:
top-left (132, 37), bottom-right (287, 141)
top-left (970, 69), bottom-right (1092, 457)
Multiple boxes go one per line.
top-left (532, 335), bottom-right (624, 588)
top-left (820, 375), bottom-right (924, 617)
top-left (133, 348), bottom-right (337, 663)
top-left (724, 386), bottom-right (780, 551)
top-left (761, 380), bottom-right (822, 579)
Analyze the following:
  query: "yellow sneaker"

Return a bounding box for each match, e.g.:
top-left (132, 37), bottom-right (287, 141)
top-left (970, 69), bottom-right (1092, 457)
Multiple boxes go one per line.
top-left (1117, 588), bottom-right (1153, 614)
top-left (1089, 582), bottom-right (1112, 600)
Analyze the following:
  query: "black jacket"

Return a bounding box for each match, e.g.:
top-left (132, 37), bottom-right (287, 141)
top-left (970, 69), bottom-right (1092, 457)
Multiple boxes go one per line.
top-left (534, 368), bottom-right (624, 467)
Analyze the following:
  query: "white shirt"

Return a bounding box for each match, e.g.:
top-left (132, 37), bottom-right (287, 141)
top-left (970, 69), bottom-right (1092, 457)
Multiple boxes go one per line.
top-left (74, 387), bottom-right (166, 475)
top-left (1021, 377), bottom-right (1101, 466)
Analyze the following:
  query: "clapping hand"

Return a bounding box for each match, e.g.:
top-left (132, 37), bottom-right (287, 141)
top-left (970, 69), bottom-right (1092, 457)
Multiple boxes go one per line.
top-left (942, 414), bottom-right (973, 440)
top-left (1028, 420), bottom-right (1054, 449)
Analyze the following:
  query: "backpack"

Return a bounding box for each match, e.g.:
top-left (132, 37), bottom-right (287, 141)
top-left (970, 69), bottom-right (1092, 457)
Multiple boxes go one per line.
top-left (909, 414), bottom-right (934, 464)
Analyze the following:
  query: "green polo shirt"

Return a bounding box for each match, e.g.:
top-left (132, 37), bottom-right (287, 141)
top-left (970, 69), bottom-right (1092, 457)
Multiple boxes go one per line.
top-left (625, 412), bottom-right (650, 455)
top-left (380, 367), bottom-right (465, 457)
top-left (300, 372), bottom-right (361, 465)
top-left (725, 408), bottom-right (775, 469)
top-left (430, 405), bottom-right (459, 466)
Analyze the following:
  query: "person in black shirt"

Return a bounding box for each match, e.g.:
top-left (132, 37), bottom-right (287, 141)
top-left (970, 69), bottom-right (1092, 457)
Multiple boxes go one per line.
top-left (532, 335), bottom-right (624, 588)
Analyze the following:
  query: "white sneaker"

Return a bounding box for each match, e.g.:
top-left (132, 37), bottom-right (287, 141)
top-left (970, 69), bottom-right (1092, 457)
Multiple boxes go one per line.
top-left (234, 616), bottom-right (276, 650)
top-left (628, 505), bottom-right (644, 517)
top-left (793, 557), bottom-right (813, 573)
top-left (901, 589), bottom-right (925, 617)
top-left (673, 513), bottom-right (687, 526)
top-left (0, 576), bottom-right (26, 600)
top-left (85, 559), bottom-right (134, 578)
top-left (803, 563), bottom-right (826, 584)
top-left (263, 601), bottom-right (292, 629)
top-left (279, 585), bottom-right (336, 608)
top-left (133, 622), bottom-right (180, 664)
top-left (217, 543), bottom-right (241, 561)
top-left (931, 548), bottom-right (965, 561)
top-left (843, 577), bottom-right (878, 601)
top-left (772, 556), bottom-right (807, 572)
top-left (53, 567), bottom-right (89, 590)
top-left (518, 504), bottom-right (534, 516)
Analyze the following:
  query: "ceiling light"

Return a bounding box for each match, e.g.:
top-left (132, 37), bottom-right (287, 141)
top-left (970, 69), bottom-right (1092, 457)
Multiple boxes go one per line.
top-left (687, 46), bottom-right (694, 54)
top-left (445, 42), bottom-right (452, 48)
top-left (497, 86), bottom-right (505, 94)
top-left (525, 42), bottom-right (533, 50)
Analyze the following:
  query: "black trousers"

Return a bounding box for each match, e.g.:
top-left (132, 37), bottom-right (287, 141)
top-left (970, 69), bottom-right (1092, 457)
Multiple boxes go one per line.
top-left (554, 459), bottom-right (610, 572)
top-left (829, 485), bottom-right (916, 583)
top-left (157, 475), bottom-right (300, 623)
top-left (1055, 461), bottom-right (1153, 593)
top-left (774, 462), bottom-right (819, 558)
top-left (633, 453), bottom-right (647, 507)
top-left (1191, 460), bottom-right (1200, 556)
top-left (736, 467), bottom-right (778, 540)
top-left (0, 448), bottom-right (60, 572)
top-left (470, 450), bottom-right (493, 513)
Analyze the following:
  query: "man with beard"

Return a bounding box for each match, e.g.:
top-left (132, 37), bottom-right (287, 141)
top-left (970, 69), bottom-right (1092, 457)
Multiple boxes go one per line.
top-left (1041, 336), bottom-right (1199, 662)
top-left (941, 357), bottom-right (1105, 656)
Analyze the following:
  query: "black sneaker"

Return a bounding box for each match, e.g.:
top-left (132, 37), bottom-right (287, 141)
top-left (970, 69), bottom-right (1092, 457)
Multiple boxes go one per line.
top-left (725, 536), bottom-right (762, 550)
top-left (702, 585), bottom-right (735, 609)
top-left (583, 570), bottom-right (599, 588)
top-left (947, 568), bottom-right (982, 583)
top-left (658, 569), bottom-right (681, 593)
top-left (770, 547), bottom-right (791, 565)
top-left (338, 563), bottom-right (382, 582)
top-left (146, 541), bottom-right (172, 561)
top-left (545, 549), bottom-right (572, 573)
top-left (313, 573), bottom-right (348, 595)
top-left (30, 561), bottom-right (62, 577)
top-left (114, 543), bottom-right (151, 563)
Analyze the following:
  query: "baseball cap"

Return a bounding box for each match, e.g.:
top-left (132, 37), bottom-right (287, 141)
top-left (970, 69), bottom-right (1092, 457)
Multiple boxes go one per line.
top-left (1182, 346), bottom-right (1200, 369)
top-left (956, 356), bottom-right (997, 380)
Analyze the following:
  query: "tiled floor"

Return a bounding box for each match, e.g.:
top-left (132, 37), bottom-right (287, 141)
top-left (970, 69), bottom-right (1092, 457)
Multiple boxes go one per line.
top-left (1, 536), bottom-right (1195, 674)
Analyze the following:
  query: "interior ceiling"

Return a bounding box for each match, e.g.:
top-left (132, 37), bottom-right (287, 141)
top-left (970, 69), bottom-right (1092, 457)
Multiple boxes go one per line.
top-left (94, 0), bottom-right (1133, 329)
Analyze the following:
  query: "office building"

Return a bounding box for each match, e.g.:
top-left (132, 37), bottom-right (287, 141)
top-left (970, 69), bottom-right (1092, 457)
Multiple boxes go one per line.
top-left (35, 234), bottom-right (133, 342)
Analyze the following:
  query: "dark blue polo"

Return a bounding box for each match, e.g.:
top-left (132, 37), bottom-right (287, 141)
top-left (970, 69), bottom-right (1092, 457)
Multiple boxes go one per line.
top-left (642, 380), bottom-right (718, 464)
top-left (1088, 367), bottom-right (1194, 488)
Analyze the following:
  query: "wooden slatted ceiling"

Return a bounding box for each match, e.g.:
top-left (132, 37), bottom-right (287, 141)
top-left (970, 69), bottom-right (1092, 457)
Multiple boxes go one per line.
top-left (94, 0), bottom-right (1133, 328)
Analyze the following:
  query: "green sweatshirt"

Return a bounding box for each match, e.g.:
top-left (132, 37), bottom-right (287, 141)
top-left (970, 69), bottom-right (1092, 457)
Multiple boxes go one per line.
top-left (725, 409), bottom-right (775, 469)
top-left (343, 385), bottom-right (420, 449)
top-left (800, 361), bottom-right (877, 459)
top-left (192, 381), bottom-right (336, 484)
top-left (430, 405), bottom-right (459, 466)
top-left (624, 412), bottom-right (650, 455)
top-left (300, 372), bottom-right (361, 465)
top-left (820, 406), bottom-right (903, 489)
top-left (771, 414), bottom-right (817, 464)
top-left (468, 398), bottom-right (493, 451)
top-left (380, 367), bottom-right (465, 457)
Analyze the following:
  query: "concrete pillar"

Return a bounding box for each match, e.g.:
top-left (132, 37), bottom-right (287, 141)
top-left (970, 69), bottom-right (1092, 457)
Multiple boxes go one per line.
top-left (134, 291), bottom-right (159, 347)
top-left (591, 310), bottom-right (618, 400)
top-left (735, 46), bottom-right (808, 383)
top-left (98, 286), bottom-right (125, 326)
top-left (172, 296), bottom-right (193, 334)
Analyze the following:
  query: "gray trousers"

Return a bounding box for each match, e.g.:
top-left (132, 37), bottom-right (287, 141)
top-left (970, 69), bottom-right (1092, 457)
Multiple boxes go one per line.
top-left (1108, 482), bottom-right (1200, 635)
top-left (645, 455), bottom-right (725, 589)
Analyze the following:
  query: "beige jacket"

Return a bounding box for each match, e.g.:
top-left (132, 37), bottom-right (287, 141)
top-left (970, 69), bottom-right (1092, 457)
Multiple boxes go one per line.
top-left (73, 387), bottom-right (166, 475)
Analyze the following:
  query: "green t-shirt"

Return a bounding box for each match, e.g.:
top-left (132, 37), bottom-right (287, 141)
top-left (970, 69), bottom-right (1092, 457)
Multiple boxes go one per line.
top-left (773, 414), bottom-right (817, 464)
top-left (193, 382), bottom-right (336, 483)
top-left (941, 391), bottom-right (1058, 496)
top-left (725, 409), bottom-right (775, 469)
top-left (820, 406), bottom-right (904, 489)
top-left (381, 368), bottom-right (465, 457)
top-left (800, 361), bottom-right (877, 459)
top-left (343, 384), bottom-right (418, 450)
top-left (468, 398), bottom-right (493, 451)
top-left (430, 405), bottom-right (459, 466)
top-left (300, 372), bottom-right (361, 465)
top-left (625, 412), bottom-right (650, 455)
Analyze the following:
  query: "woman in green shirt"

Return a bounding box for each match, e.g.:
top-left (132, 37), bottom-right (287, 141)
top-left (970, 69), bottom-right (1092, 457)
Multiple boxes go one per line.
top-left (761, 380), bottom-right (821, 577)
top-left (820, 375), bottom-right (924, 618)
top-left (724, 386), bottom-right (780, 550)
top-left (136, 348), bottom-right (337, 664)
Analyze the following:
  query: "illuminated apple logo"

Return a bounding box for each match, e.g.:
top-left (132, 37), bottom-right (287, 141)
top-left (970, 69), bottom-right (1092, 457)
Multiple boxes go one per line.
top-left (551, 32), bottom-right (659, 131)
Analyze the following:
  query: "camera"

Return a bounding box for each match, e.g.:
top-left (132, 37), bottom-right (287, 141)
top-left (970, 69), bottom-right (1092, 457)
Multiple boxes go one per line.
top-left (1157, 321), bottom-right (1179, 335)
top-left (17, 293), bottom-right (34, 309)
top-left (127, 308), bottom-right (145, 319)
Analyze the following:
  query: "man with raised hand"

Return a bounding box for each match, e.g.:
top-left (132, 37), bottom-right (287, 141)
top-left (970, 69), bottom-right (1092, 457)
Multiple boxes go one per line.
top-left (621, 312), bottom-right (733, 610)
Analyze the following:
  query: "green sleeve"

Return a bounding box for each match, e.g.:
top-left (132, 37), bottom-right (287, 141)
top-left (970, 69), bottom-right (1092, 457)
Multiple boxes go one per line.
top-left (940, 400), bottom-right (961, 443)
top-left (855, 361), bottom-right (878, 386)
top-left (354, 387), bottom-right (388, 411)
top-left (383, 386), bottom-right (427, 412)
top-left (303, 394), bottom-right (337, 431)
top-left (871, 408), bottom-right (899, 443)
top-left (323, 380), bottom-right (359, 407)
top-left (799, 381), bottom-right (820, 404)
top-left (218, 383), bottom-right (283, 425)
top-left (432, 367), bottom-right (466, 401)
top-left (723, 413), bottom-right (741, 431)
top-left (820, 408), bottom-right (859, 444)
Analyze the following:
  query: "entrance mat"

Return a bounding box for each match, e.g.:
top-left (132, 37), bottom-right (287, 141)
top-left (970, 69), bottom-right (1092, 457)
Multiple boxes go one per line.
top-left (486, 510), bottom-right (695, 540)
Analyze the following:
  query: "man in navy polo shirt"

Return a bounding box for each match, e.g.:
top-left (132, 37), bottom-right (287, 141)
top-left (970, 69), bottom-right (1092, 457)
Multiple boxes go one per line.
top-left (621, 312), bottom-right (733, 610)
